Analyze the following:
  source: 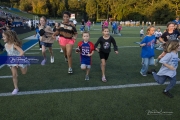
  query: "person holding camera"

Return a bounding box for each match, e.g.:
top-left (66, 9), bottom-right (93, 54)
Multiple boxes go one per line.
top-left (39, 16), bottom-right (55, 65)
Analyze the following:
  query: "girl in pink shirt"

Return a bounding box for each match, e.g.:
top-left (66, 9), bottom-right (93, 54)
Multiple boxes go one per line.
top-left (103, 20), bottom-right (109, 27)
top-left (86, 20), bottom-right (91, 31)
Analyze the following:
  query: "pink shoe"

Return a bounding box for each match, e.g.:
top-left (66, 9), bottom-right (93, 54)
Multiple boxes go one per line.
top-left (102, 77), bottom-right (107, 82)
top-left (12, 89), bottom-right (19, 95)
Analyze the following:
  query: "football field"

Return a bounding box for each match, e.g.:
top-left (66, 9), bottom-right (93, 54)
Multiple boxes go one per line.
top-left (0, 25), bottom-right (180, 120)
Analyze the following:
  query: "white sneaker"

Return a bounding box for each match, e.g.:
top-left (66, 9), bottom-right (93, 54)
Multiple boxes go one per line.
top-left (50, 56), bottom-right (54, 63)
top-left (85, 75), bottom-right (89, 80)
top-left (68, 68), bottom-right (73, 74)
top-left (60, 49), bottom-right (63, 53)
top-left (140, 71), bottom-right (147, 76)
top-left (39, 48), bottom-right (42, 50)
top-left (12, 88), bottom-right (19, 95)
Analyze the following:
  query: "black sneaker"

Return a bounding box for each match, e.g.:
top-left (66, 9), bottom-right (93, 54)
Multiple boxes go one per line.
top-left (147, 69), bottom-right (157, 75)
top-left (163, 90), bottom-right (174, 98)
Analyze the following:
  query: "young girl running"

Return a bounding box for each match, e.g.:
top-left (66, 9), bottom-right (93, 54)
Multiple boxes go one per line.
top-left (95, 27), bottom-right (118, 82)
top-left (39, 16), bottom-right (55, 65)
top-left (2, 30), bottom-right (28, 94)
top-left (140, 26), bottom-right (156, 76)
top-left (76, 31), bottom-right (94, 80)
top-left (118, 24), bottom-right (122, 36)
top-left (154, 22), bottom-right (180, 64)
top-left (151, 40), bottom-right (180, 98)
top-left (52, 11), bottom-right (78, 74)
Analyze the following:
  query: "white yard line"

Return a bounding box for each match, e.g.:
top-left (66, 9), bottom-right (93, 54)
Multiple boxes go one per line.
top-left (0, 76), bottom-right (12, 78)
top-left (25, 52), bottom-right (40, 54)
top-left (41, 36), bottom-right (139, 38)
top-left (23, 35), bottom-right (37, 40)
top-left (30, 46), bottom-right (140, 50)
top-left (0, 81), bottom-right (180, 97)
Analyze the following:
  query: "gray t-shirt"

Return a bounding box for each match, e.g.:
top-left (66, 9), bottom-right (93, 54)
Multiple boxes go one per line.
top-left (157, 52), bottom-right (179, 77)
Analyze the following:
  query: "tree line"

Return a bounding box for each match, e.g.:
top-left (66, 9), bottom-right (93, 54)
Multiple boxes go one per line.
top-left (1, 0), bottom-right (180, 24)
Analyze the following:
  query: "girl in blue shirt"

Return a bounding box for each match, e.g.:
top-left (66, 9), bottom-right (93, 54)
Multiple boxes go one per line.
top-left (140, 26), bottom-right (156, 76)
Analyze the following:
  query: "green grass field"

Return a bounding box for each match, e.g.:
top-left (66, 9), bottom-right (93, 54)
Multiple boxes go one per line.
top-left (0, 25), bottom-right (180, 120)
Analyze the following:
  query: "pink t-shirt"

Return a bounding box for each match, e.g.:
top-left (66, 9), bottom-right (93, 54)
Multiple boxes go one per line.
top-left (103, 21), bottom-right (108, 27)
top-left (86, 21), bottom-right (91, 26)
top-left (118, 26), bottom-right (122, 30)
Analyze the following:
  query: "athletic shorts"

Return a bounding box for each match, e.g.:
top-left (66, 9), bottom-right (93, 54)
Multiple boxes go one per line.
top-left (99, 51), bottom-right (109, 60)
top-left (140, 34), bottom-right (144, 37)
top-left (156, 37), bottom-right (159, 40)
top-left (81, 64), bottom-right (91, 69)
top-left (59, 37), bottom-right (75, 46)
top-left (40, 42), bottom-right (52, 47)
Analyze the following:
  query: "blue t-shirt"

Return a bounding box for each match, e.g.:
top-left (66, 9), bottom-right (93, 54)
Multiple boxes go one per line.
top-left (140, 35), bottom-right (156, 58)
top-left (112, 22), bottom-right (117, 29)
top-left (172, 20), bottom-right (180, 25)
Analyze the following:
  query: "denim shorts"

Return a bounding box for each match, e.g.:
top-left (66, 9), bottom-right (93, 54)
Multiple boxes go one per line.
top-left (140, 34), bottom-right (144, 37)
top-left (40, 42), bottom-right (52, 47)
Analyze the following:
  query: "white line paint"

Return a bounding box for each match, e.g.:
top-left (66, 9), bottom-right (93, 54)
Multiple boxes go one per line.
top-left (0, 42), bottom-right (38, 69)
top-left (76, 37), bottom-right (140, 38)
top-left (0, 81), bottom-right (180, 97)
top-left (25, 52), bottom-right (40, 54)
top-left (30, 46), bottom-right (140, 50)
top-left (23, 35), bottom-right (37, 40)
top-left (0, 76), bottom-right (12, 78)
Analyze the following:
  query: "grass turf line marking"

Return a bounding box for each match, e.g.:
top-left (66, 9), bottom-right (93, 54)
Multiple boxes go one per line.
top-left (0, 81), bottom-right (180, 97)
top-left (0, 76), bottom-right (12, 78)
top-left (25, 52), bottom-right (40, 54)
top-left (30, 46), bottom-right (140, 50)
top-left (0, 42), bottom-right (38, 69)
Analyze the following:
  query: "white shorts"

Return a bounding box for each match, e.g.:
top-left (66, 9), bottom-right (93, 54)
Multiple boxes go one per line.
top-left (81, 64), bottom-right (91, 69)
